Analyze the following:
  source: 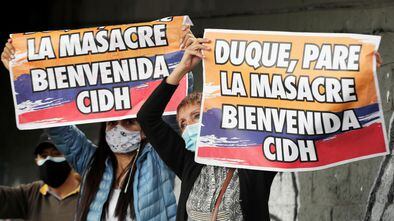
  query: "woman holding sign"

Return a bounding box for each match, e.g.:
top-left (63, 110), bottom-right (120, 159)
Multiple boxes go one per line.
top-left (136, 38), bottom-right (277, 221)
top-left (1, 28), bottom-right (195, 221)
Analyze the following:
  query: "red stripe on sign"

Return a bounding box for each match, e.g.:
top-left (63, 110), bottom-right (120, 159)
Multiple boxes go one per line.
top-left (19, 78), bottom-right (186, 124)
top-left (197, 122), bottom-right (387, 169)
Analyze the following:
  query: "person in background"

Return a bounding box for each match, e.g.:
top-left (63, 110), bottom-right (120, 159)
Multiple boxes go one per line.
top-left (0, 133), bottom-right (80, 221)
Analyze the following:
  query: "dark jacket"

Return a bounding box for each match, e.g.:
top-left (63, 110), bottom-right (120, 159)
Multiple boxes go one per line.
top-left (137, 79), bottom-right (277, 221)
top-left (0, 181), bottom-right (78, 221)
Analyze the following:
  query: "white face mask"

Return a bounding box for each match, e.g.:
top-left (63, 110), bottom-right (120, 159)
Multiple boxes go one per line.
top-left (36, 156), bottom-right (67, 166)
top-left (105, 125), bottom-right (141, 153)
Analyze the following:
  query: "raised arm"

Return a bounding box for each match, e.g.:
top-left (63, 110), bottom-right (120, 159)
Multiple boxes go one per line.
top-left (137, 38), bottom-right (211, 178)
top-left (46, 126), bottom-right (96, 175)
top-left (0, 182), bottom-right (41, 219)
top-left (137, 79), bottom-right (192, 178)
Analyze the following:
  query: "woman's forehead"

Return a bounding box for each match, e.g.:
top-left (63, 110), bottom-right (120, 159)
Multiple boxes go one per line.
top-left (180, 103), bottom-right (200, 113)
top-left (178, 105), bottom-right (200, 121)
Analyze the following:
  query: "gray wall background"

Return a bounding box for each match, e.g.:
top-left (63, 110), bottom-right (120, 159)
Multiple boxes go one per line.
top-left (0, 0), bottom-right (393, 220)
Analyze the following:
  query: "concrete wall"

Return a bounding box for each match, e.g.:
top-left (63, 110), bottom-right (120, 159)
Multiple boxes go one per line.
top-left (0, 1), bottom-right (393, 220)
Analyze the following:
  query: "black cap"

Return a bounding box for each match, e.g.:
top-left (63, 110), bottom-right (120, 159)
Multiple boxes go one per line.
top-left (34, 133), bottom-right (57, 155)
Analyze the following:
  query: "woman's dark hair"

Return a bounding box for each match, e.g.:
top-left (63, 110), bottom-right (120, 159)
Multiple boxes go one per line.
top-left (77, 122), bottom-right (140, 221)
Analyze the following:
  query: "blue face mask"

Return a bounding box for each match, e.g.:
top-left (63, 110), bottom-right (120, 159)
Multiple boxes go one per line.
top-left (181, 123), bottom-right (200, 152)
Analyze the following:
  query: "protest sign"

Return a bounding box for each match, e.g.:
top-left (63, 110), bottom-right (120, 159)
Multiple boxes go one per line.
top-left (196, 29), bottom-right (389, 171)
top-left (9, 16), bottom-right (191, 129)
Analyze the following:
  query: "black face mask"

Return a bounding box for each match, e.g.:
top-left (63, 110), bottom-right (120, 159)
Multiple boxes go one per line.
top-left (39, 160), bottom-right (71, 188)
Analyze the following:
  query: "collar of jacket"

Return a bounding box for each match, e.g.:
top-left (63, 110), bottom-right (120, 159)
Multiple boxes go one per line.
top-left (39, 183), bottom-right (80, 200)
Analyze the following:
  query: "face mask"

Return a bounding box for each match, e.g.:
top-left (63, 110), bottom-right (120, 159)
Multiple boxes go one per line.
top-left (38, 156), bottom-right (71, 188)
top-left (181, 123), bottom-right (200, 152)
top-left (106, 125), bottom-right (141, 153)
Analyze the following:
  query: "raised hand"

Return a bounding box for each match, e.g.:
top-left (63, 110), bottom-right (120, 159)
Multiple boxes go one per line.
top-left (1, 39), bottom-right (15, 71)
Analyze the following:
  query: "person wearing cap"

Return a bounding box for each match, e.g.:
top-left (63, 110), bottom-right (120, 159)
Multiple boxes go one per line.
top-left (0, 133), bottom-right (81, 221)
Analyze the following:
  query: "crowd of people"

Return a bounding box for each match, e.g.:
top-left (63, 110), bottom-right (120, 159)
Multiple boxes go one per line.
top-left (0, 24), bottom-right (382, 221)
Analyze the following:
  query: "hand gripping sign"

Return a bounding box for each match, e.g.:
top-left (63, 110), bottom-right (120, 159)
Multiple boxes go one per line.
top-left (196, 29), bottom-right (389, 172)
top-left (9, 16), bottom-right (192, 129)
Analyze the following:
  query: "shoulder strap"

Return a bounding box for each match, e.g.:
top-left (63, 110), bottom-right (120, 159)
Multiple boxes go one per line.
top-left (210, 168), bottom-right (236, 221)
